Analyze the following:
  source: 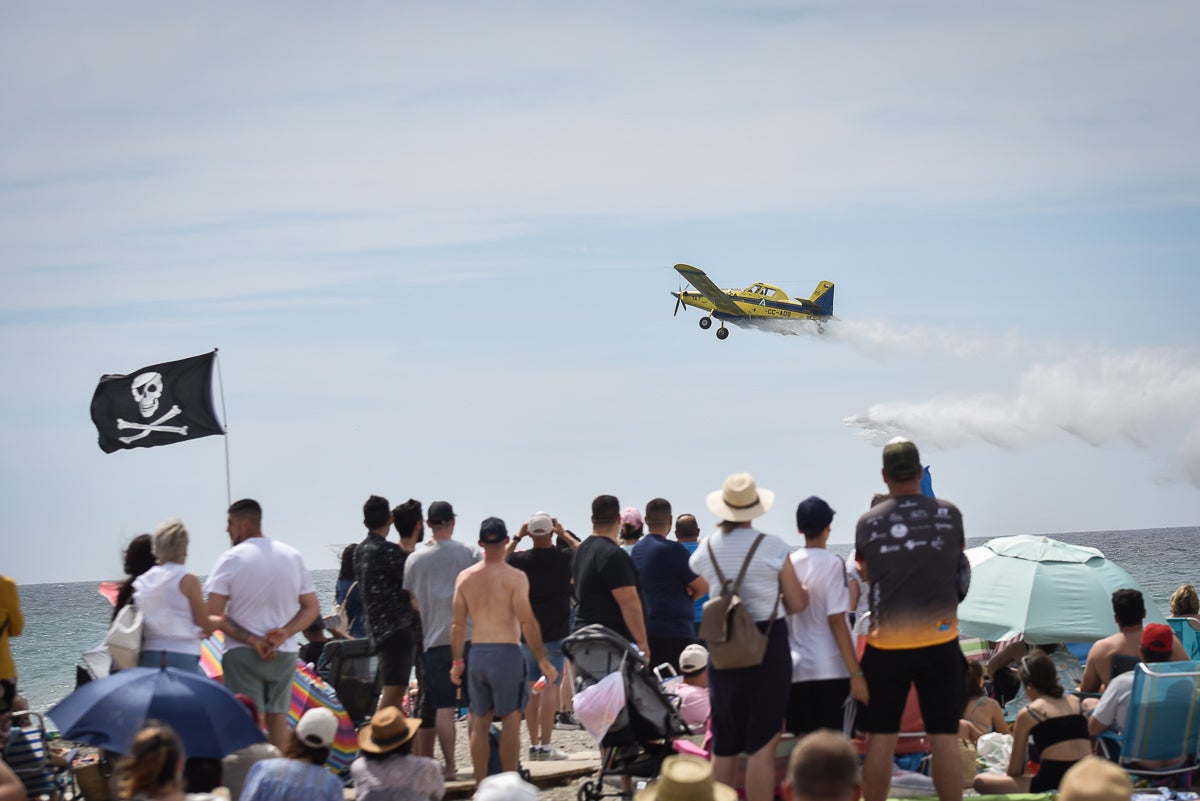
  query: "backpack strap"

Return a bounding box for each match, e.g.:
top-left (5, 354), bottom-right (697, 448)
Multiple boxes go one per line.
top-left (739, 534), bottom-right (782, 627)
top-left (706, 533), bottom-right (766, 595)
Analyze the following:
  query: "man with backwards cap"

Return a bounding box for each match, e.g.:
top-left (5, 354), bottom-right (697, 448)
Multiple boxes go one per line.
top-left (404, 500), bottom-right (480, 780)
top-left (675, 643), bottom-right (712, 730)
top-left (451, 517), bottom-right (558, 783)
top-left (785, 497), bottom-right (868, 736)
top-left (506, 511), bottom-right (577, 762)
top-left (854, 438), bottom-right (966, 801)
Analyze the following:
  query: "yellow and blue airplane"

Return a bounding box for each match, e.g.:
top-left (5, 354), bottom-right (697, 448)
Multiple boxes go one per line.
top-left (671, 263), bottom-right (835, 340)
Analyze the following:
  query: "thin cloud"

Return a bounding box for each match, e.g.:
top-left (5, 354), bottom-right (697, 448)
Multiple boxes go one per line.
top-left (845, 345), bottom-right (1200, 487)
top-left (3, 3), bottom-right (1200, 313)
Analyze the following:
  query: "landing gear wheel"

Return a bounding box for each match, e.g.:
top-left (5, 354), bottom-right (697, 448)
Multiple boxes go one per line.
top-left (716, 327), bottom-right (729, 340)
top-left (699, 317), bottom-right (712, 330)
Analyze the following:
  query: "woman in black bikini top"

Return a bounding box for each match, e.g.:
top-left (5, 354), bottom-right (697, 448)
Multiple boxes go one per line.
top-left (973, 652), bottom-right (1093, 794)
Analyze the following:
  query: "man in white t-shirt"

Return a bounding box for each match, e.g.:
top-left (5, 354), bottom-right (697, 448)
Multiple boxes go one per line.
top-left (785, 496), bottom-right (868, 735)
top-left (206, 498), bottom-right (320, 749)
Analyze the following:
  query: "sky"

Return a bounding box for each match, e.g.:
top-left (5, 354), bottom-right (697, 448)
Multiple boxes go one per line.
top-left (2, 1), bottom-right (1198, 587)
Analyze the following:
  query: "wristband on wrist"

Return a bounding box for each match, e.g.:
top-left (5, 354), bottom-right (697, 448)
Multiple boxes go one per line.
top-left (452, 659), bottom-right (465, 667)
top-left (851, 670), bottom-right (864, 677)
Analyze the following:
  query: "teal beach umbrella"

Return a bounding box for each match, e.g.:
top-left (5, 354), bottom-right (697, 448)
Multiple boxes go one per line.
top-left (958, 534), bottom-right (1165, 645)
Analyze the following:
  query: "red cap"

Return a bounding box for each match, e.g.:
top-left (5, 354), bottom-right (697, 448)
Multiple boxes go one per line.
top-left (1141, 623), bottom-right (1174, 655)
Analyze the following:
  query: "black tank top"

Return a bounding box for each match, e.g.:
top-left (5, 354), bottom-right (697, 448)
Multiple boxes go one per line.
top-left (1028, 700), bottom-right (1089, 750)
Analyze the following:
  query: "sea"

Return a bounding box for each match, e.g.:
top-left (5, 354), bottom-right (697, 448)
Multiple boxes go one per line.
top-left (9, 526), bottom-right (1198, 718)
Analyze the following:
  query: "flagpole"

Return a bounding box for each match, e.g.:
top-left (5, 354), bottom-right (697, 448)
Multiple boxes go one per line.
top-left (213, 348), bottom-right (231, 507)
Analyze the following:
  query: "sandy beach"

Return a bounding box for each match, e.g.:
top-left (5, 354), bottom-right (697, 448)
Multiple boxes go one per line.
top-left (440, 715), bottom-right (604, 800)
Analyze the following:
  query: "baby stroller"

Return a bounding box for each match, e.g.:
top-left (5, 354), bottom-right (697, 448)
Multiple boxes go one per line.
top-left (563, 625), bottom-right (692, 801)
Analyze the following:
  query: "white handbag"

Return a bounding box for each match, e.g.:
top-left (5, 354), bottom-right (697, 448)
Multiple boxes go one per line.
top-left (106, 603), bottom-right (144, 670)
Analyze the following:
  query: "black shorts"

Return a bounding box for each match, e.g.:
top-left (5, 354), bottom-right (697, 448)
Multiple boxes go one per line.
top-left (424, 644), bottom-right (469, 710)
top-left (377, 628), bottom-right (414, 688)
top-left (412, 640), bottom-right (435, 728)
top-left (859, 639), bottom-right (967, 735)
top-left (786, 678), bottom-right (850, 735)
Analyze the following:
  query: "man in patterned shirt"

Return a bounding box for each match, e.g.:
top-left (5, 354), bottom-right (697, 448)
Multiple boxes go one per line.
top-left (354, 494), bottom-right (416, 714)
top-left (855, 438), bottom-right (966, 801)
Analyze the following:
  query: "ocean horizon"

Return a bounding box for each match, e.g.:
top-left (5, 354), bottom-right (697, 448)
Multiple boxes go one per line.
top-left (10, 525), bottom-right (1198, 716)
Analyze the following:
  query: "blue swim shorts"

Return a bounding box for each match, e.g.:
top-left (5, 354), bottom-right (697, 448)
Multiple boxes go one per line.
top-left (468, 643), bottom-right (528, 718)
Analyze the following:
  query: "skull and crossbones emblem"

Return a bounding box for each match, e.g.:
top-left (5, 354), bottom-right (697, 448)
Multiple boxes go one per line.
top-left (118, 372), bottom-right (189, 444)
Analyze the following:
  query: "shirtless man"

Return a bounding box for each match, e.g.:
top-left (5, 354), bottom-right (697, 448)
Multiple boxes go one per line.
top-left (450, 517), bottom-right (558, 782)
top-left (1079, 589), bottom-right (1187, 692)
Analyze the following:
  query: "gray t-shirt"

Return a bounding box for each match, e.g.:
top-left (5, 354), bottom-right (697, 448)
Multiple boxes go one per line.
top-left (403, 539), bottom-right (480, 649)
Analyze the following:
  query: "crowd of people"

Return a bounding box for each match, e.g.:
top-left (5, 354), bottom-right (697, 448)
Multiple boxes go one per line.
top-left (0, 436), bottom-right (1197, 801)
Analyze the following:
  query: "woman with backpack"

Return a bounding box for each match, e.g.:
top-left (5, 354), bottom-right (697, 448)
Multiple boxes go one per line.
top-left (688, 472), bottom-right (809, 801)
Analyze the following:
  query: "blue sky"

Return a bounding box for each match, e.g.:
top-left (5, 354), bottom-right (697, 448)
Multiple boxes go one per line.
top-left (2, 2), bottom-right (1198, 587)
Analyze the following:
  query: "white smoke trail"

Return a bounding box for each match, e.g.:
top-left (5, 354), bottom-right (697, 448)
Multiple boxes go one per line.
top-left (843, 345), bottom-right (1200, 488)
top-left (735, 317), bottom-right (1043, 362)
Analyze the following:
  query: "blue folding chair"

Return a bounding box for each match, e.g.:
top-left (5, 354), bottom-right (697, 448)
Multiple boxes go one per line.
top-left (1099, 661), bottom-right (1200, 784)
top-left (4, 711), bottom-right (76, 800)
top-left (1166, 618), bottom-right (1200, 660)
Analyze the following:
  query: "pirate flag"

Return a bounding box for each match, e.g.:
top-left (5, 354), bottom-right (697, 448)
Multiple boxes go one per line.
top-left (90, 351), bottom-right (225, 453)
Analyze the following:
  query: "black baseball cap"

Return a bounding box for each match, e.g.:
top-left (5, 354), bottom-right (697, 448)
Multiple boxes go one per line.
top-left (479, 517), bottom-right (508, 544)
top-left (428, 501), bottom-right (456, 524)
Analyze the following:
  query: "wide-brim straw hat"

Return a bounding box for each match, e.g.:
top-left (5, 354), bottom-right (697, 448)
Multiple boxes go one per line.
top-left (706, 472), bottom-right (774, 523)
top-left (357, 705), bottom-right (420, 754)
top-left (635, 755), bottom-right (737, 801)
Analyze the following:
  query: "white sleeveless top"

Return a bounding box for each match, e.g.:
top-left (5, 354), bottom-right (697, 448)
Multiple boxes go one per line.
top-left (133, 562), bottom-right (202, 655)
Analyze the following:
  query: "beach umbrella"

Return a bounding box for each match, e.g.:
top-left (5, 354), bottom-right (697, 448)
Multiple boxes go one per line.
top-left (958, 534), bottom-right (1166, 645)
top-left (199, 630), bottom-right (227, 679)
top-left (46, 667), bottom-right (264, 758)
top-left (288, 661), bottom-right (359, 772)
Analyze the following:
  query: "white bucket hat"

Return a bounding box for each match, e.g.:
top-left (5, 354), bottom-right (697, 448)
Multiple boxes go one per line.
top-left (706, 472), bottom-right (774, 522)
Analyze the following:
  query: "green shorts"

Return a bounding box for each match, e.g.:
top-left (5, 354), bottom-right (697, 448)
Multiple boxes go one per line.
top-left (223, 646), bottom-right (297, 715)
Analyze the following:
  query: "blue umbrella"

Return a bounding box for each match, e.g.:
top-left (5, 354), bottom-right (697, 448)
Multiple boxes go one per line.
top-left (47, 667), bottom-right (265, 758)
top-left (958, 534), bottom-right (1165, 645)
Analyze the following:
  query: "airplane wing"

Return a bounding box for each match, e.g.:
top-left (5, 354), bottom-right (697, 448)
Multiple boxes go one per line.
top-left (673, 264), bottom-right (745, 316)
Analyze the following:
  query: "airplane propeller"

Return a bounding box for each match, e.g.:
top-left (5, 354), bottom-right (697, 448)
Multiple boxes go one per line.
top-left (673, 278), bottom-right (689, 317)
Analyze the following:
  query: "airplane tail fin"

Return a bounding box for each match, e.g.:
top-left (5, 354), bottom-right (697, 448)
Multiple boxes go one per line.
top-left (809, 281), bottom-right (835, 316)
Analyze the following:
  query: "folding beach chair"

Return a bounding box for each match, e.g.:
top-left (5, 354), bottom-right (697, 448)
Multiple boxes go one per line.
top-left (320, 637), bottom-right (380, 727)
top-left (1098, 660), bottom-right (1200, 785)
top-left (1166, 618), bottom-right (1200, 660)
top-left (4, 710), bottom-right (76, 800)
top-left (958, 637), bottom-right (990, 663)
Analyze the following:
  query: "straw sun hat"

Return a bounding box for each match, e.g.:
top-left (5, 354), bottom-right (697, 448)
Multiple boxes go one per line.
top-left (357, 705), bottom-right (420, 754)
top-left (706, 472), bottom-right (774, 523)
top-left (635, 755), bottom-right (737, 801)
